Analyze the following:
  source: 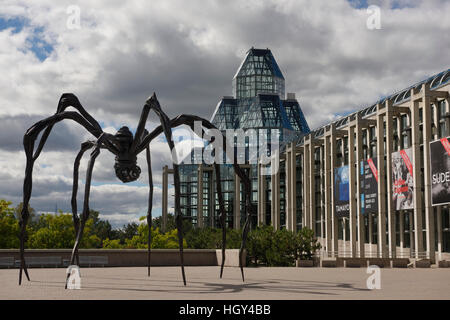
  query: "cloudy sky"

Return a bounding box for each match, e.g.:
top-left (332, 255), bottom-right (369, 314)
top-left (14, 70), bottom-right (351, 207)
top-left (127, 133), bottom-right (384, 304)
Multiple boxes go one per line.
top-left (0, 0), bottom-right (448, 227)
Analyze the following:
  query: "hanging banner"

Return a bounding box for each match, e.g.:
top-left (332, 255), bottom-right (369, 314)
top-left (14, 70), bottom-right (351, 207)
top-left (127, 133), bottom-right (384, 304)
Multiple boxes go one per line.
top-left (334, 165), bottom-right (349, 218)
top-left (392, 147), bottom-right (414, 210)
top-left (430, 137), bottom-right (450, 206)
top-left (360, 157), bottom-right (378, 214)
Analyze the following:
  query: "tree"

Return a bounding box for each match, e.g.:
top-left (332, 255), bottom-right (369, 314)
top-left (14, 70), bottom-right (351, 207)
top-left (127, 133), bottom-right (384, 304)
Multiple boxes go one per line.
top-left (152, 213), bottom-right (176, 231)
top-left (14, 202), bottom-right (36, 220)
top-left (123, 222), bottom-right (186, 249)
top-left (102, 238), bottom-right (123, 249)
top-left (122, 222), bottom-right (139, 240)
top-left (27, 212), bottom-right (101, 249)
top-left (88, 210), bottom-right (113, 246)
top-left (295, 227), bottom-right (322, 260)
top-left (0, 200), bottom-right (20, 248)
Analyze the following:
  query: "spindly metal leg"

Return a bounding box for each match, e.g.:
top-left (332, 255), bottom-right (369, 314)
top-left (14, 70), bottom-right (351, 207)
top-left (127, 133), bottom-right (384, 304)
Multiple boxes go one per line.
top-left (19, 109), bottom-right (102, 285)
top-left (71, 141), bottom-right (95, 266)
top-left (19, 216), bottom-right (30, 285)
top-left (214, 163), bottom-right (227, 278)
top-left (146, 145), bottom-right (153, 277)
top-left (233, 164), bottom-right (255, 282)
top-left (134, 94), bottom-right (187, 285)
top-left (138, 112), bottom-right (256, 283)
top-left (66, 146), bottom-right (100, 289)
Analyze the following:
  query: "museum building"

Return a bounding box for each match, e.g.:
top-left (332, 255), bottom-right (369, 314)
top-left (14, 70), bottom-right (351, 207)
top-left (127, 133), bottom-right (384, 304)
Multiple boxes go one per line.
top-left (162, 48), bottom-right (450, 263)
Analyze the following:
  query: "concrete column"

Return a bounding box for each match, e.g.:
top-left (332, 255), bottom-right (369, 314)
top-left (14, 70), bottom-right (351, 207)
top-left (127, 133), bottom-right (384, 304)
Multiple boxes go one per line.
top-left (291, 142), bottom-right (297, 232)
top-left (356, 119), bottom-right (365, 258)
top-left (257, 162), bottom-right (266, 226)
top-left (234, 171), bottom-right (241, 230)
top-left (197, 165), bottom-right (203, 228)
top-left (348, 125), bottom-right (357, 257)
top-left (422, 84), bottom-right (435, 263)
top-left (385, 101), bottom-right (396, 258)
top-left (162, 165), bottom-right (169, 233)
top-left (330, 128), bottom-right (338, 256)
top-left (436, 206), bottom-right (442, 261)
top-left (342, 218), bottom-right (347, 256)
top-left (324, 135), bottom-right (332, 253)
top-left (303, 142), bottom-right (311, 230)
top-left (368, 213), bottom-right (373, 256)
top-left (399, 211), bottom-right (404, 256)
top-left (409, 211), bottom-right (414, 255)
top-left (376, 109), bottom-right (388, 258)
top-left (319, 145), bottom-right (324, 239)
top-left (286, 142), bottom-right (297, 232)
top-left (309, 141), bottom-right (316, 232)
top-left (270, 156), bottom-right (280, 230)
top-left (446, 97), bottom-right (450, 136)
top-left (411, 92), bottom-right (424, 259)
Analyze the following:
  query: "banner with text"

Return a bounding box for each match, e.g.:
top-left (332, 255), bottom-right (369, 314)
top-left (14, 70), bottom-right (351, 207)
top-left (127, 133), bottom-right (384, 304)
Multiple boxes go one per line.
top-left (392, 147), bottom-right (414, 210)
top-left (430, 137), bottom-right (450, 206)
top-left (360, 157), bottom-right (378, 214)
top-left (334, 165), bottom-right (349, 218)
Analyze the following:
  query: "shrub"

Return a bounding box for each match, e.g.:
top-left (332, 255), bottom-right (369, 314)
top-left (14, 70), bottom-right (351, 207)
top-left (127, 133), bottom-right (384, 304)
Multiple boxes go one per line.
top-left (123, 223), bottom-right (187, 249)
top-left (0, 200), bottom-right (20, 248)
top-left (102, 238), bottom-right (123, 249)
top-left (295, 227), bottom-right (322, 260)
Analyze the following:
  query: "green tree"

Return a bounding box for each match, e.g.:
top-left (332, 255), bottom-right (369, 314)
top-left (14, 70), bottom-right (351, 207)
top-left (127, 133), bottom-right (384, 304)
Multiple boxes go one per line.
top-left (102, 238), bottom-right (123, 249)
top-left (27, 212), bottom-right (101, 249)
top-left (123, 222), bottom-right (186, 249)
top-left (152, 214), bottom-right (193, 234)
top-left (14, 202), bottom-right (36, 223)
top-left (88, 210), bottom-right (114, 246)
top-left (152, 213), bottom-right (176, 231)
top-left (295, 227), bottom-right (321, 260)
top-left (0, 200), bottom-right (20, 248)
top-left (122, 222), bottom-right (139, 241)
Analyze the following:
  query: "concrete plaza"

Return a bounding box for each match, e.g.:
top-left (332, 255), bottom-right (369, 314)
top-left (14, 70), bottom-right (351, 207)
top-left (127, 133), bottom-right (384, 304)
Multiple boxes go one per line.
top-left (0, 266), bottom-right (449, 300)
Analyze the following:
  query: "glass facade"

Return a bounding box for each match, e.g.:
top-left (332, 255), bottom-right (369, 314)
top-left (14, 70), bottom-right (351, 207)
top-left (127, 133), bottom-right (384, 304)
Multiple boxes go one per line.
top-left (178, 48), bottom-right (310, 229)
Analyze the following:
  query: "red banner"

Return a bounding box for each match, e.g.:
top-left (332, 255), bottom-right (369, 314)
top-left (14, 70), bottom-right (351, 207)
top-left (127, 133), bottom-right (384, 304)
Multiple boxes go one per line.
top-left (440, 137), bottom-right (450, 156)
top-left (367, 158), bottom-right (378, 182)
top-left (399, 149), bottom-right (413, 178)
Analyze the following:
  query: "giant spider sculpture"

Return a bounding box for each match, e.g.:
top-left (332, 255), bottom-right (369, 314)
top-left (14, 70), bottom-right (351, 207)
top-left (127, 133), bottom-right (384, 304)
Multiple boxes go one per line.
top-left (18, 93), bottom-right (256, 288)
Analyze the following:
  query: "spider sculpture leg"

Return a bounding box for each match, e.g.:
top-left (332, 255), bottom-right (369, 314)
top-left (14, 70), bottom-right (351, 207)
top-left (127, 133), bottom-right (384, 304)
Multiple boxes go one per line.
top-left (131, 94), bottom-right (187, 285)
top-left (165, 117), bottom-right (229, 279)
top-left (19, 95), bottom-right (104, 285)
top-left (171, 115), bottom-right (255, 282)
top-left (234, 167), bottom-right (254, 282)
top-left (71, 141), bottom-right (96, 266)
top-left (65, 145), bottom-right (101, 289)
top-left (213, 163), bottom-right (227, 278)
top-left (137, 113), bottom-right (257, 282)
top-left (145, 144), bottom-right (153, 277)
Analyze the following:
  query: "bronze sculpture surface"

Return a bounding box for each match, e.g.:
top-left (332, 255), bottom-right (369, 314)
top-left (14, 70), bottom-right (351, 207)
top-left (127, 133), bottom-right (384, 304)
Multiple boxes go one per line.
top-left (18, 93), bottom-right (256, 287)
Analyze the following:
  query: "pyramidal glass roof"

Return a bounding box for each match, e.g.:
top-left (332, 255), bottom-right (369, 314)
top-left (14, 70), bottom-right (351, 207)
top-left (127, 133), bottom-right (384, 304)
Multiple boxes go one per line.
top-left (232, 48), bottom-right (285, 99)
top-left (233, 48), bottom-right (285, 79)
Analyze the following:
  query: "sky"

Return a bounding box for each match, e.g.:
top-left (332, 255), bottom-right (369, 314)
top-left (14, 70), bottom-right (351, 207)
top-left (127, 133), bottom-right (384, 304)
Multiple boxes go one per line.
top-left (0, 0), bottom-right (449, 228)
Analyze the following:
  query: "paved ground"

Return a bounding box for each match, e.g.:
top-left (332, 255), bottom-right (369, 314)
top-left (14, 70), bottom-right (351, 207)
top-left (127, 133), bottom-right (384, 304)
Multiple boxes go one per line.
top-left (0, 266), bottom-right (449, 299)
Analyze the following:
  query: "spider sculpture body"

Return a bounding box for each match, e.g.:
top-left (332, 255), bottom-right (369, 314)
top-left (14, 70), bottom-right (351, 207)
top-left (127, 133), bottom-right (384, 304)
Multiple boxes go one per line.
top-left (18, 93), bottom-right (256, 288)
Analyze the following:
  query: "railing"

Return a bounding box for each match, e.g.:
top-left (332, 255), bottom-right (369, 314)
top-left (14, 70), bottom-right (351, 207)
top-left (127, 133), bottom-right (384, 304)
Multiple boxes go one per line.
top-left (0, 257), bottom-right (14, 268)
top-left (14, 256), bottom-right (61, 268)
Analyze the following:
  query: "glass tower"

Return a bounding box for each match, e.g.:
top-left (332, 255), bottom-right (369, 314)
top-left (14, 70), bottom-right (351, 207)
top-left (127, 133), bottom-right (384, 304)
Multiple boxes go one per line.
top-left (179, 48), bottom-right (310, 229)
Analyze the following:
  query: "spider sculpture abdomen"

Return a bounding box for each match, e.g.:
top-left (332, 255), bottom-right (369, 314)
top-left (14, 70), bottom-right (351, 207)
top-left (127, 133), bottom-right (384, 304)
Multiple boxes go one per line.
top-left (114, 126), bottom-right (141, 183)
